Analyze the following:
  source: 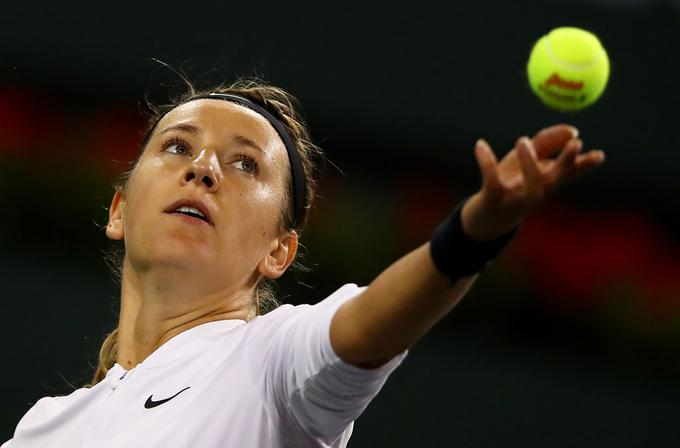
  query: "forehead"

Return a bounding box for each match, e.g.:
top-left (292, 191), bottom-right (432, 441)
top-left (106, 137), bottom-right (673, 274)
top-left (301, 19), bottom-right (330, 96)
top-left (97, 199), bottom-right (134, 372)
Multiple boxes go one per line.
top-left (155, 99), bottom-right (285, 154)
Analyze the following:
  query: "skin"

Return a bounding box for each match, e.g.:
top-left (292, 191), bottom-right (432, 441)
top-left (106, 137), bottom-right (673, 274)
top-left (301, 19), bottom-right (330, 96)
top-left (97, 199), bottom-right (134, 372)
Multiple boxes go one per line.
top-left (108, 104), bottom-right (605, 371)
top-left (330, 125), bottom-right (606, 368)
top-left (106, 99), bottom-right (298, 370)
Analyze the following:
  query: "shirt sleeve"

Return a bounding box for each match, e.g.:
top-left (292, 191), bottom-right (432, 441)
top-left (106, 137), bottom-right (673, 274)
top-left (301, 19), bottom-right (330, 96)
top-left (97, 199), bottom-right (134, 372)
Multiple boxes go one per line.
top-left (244, 283), bottom-right (408, 445)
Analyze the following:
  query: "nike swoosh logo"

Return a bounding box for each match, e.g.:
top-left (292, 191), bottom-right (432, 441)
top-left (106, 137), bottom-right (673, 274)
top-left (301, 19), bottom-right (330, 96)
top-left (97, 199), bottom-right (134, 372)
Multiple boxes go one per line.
top-left (144, 386), bottom-right (191, 409)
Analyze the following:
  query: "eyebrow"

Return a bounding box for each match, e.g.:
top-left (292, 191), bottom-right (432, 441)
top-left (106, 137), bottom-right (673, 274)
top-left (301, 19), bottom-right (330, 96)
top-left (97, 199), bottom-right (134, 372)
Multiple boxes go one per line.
top-left (160, 122), bottom-right (201, 136)
top-left (159, 122), bottom-right (265, 154)
top-left (232, 135), bottom-right (265, 154)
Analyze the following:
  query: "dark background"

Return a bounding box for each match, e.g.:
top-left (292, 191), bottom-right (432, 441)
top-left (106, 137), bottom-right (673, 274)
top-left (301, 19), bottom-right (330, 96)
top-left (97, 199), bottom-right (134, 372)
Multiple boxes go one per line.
top-left (1, 0), bottom-right (679, 446)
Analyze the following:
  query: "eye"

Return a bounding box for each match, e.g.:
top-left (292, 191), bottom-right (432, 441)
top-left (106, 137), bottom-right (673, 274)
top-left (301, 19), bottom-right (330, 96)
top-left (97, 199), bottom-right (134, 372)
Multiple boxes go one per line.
top-left (163, 138), bottom-right (191, 156)
top-left (233, 153), bottom-right (259, 174)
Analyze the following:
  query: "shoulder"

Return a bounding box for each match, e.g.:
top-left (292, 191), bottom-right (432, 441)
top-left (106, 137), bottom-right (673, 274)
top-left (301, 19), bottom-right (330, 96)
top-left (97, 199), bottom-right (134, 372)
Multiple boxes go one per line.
top-left (242, 283), bottom-right (366, 342)
top-left (251, 283), bottom-right (365, 325)
top-left (15, 387), bottom-right (93, 429)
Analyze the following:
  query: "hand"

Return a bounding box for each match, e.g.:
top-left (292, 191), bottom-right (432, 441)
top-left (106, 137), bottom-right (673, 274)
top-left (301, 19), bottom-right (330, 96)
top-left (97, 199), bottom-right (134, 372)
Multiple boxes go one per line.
top-left (461, 124), bottom-right (606, 241)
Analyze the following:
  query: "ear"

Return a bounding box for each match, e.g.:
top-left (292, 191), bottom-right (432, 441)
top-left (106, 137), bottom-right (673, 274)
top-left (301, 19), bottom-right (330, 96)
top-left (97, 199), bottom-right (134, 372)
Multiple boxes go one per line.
top-left (106, 190), bottom-right (125, 241)
top-left (258, 230), bottom-right (299, 280)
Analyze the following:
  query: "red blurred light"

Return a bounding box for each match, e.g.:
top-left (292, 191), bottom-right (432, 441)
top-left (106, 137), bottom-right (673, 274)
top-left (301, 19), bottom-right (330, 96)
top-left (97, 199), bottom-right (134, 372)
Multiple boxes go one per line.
top-left (510, 201), bottom-right (680, 314)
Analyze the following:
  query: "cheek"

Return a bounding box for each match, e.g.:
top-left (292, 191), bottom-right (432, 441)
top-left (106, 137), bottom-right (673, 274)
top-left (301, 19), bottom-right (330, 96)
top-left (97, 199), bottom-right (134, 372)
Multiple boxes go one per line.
top-left (252, 182), bottom-right (285, 226)
top-left (229, 182), bottom-right (284, 243)
top-left (122, 165), bottom-right (164, 238)
top-left (213, 198), bottom-right (271, 269)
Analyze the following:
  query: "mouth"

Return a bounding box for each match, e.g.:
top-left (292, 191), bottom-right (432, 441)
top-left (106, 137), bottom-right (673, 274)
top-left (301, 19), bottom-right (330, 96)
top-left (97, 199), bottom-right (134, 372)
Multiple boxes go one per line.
top-left (167, 212), bottom-right (211, 226)
top-left (164, 199), bottom-right (214, 225)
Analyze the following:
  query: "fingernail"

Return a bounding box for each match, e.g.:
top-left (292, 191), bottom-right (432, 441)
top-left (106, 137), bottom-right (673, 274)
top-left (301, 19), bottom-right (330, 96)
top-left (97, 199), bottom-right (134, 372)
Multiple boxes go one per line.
top-left (516, 138), bottom-right (525, 151)
top-left (569, 126), bottom-right (579, 138)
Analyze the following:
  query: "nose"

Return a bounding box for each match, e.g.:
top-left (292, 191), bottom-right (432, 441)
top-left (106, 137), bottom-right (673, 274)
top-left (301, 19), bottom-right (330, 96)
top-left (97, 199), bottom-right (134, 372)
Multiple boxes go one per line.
top-left (182, 148), bottom-right (220, 192)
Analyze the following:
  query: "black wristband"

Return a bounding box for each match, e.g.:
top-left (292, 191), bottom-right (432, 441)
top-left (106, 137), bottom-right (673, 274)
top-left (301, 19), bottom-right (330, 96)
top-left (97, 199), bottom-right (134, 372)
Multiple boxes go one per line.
top-left (429, 198), bottom-right (518, 283)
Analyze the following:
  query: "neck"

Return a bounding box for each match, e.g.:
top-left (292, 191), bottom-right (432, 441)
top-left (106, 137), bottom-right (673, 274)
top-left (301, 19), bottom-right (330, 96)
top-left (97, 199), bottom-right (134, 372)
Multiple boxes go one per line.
top-left (115, 258), bottom-right (254, 370)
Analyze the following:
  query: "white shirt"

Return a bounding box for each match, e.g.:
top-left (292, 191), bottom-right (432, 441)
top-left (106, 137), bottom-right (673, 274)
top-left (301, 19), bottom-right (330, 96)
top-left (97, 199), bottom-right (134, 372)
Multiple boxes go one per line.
top-left (3, 283), bottom-right (407, 447)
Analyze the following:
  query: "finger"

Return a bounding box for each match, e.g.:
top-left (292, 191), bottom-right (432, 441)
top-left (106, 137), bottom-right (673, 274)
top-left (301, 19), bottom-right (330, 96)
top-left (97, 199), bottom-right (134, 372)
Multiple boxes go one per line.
top-left (555, 138), bottom-right (582, 169)
top-left (549, 148), bottom-right (605, 188)
top-left (544, 138), bottom-right (582, 190)
top-left (516, 137), bottom-right (543, 193)
top-left (474, 139), bottom-right (503, 194)
top-left (573, 150), bottom-right (606, 172)
top-left (531, 124), bottom-right (579, 159)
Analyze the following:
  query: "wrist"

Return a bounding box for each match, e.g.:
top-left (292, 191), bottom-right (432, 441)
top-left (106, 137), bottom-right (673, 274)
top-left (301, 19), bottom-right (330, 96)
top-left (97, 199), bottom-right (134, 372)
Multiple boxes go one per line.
top-left (461, 192), bottom-right (522, 242)
top-left (429, 196), bottom-right (519, 284)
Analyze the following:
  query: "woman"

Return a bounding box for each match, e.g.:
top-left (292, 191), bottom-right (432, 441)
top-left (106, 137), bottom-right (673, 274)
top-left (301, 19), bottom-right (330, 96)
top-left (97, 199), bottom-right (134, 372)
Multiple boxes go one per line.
top-left (2, 79), bottom-right (605, 447)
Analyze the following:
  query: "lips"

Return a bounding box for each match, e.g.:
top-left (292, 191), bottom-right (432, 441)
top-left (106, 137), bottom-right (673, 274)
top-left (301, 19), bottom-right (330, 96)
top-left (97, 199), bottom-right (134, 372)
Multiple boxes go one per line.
top-left (164, 198), bottom-right (214, 225)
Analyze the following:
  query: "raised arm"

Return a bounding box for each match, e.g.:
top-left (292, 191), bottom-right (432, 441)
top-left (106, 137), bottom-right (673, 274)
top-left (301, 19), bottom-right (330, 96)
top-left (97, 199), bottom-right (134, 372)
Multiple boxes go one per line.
top-left (330, 124), bottom-right (606, 368)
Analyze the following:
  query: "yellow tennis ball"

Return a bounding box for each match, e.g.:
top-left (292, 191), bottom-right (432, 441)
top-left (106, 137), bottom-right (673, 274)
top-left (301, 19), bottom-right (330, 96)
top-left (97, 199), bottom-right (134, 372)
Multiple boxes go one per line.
top-left (527, 27), bottom-right (610, 111)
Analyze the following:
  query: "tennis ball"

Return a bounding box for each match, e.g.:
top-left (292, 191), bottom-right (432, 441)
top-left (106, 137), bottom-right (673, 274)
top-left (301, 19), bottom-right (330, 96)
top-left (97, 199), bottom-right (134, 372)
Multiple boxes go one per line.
top-left (527, 27), bottom-right (610, 111)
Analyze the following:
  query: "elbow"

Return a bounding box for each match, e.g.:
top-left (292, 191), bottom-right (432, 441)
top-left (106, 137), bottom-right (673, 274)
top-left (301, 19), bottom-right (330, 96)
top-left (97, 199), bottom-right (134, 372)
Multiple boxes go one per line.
top-left (330, 299), bottom-right (407, 369)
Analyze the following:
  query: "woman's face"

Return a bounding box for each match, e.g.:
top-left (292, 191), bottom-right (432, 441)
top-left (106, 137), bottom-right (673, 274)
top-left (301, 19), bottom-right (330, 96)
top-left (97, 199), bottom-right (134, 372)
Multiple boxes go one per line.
top-left (106, 99), bottom-right (297, 290)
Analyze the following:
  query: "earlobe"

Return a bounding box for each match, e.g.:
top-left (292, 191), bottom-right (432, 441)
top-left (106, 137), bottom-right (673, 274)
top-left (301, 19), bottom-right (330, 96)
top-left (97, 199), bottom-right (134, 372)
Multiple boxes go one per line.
top-left (106, 190), bottom-right (125, 241)
top-left (258, 231), bottom-right (299, 280)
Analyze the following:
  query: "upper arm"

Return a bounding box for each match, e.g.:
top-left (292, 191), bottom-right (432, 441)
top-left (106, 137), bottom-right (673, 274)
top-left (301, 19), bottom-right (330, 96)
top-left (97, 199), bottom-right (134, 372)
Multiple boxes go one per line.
top-left (245, 285), bottom-right (407, 443)
top-left (328, 243), bottom-right (479, 367)
top-left (330, 295), bottom-right (398, 369)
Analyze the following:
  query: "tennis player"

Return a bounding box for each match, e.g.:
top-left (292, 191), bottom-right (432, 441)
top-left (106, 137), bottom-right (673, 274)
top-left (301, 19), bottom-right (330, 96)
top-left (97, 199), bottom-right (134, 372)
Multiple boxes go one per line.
top-left (2, 80), bottom-right (605, 447)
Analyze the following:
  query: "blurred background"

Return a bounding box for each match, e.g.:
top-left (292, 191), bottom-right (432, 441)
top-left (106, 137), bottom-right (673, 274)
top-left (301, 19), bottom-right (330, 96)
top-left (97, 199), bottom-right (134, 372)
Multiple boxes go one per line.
top-left (1, 0), bottom-right (679, 446)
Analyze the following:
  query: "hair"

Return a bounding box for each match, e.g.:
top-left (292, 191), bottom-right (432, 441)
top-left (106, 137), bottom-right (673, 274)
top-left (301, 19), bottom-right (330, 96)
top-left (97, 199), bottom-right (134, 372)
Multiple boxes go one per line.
top-left (86, 78), bottom-right (324, 387)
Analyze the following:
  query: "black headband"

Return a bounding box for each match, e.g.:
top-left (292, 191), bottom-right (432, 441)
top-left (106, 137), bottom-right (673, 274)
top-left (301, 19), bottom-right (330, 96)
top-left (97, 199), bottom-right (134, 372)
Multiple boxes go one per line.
top-left (186, 92), bottom-right (306, 229)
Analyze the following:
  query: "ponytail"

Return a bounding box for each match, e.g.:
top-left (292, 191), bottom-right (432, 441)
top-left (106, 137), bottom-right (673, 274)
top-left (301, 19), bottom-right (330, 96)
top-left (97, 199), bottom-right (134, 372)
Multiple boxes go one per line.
top-left (85, 327), bottom-right (119, 387)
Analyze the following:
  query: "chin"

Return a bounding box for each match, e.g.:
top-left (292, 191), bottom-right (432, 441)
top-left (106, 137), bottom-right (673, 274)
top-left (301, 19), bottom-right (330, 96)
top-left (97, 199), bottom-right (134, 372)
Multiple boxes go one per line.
top-left (132, 240), bottom-right (215, 272)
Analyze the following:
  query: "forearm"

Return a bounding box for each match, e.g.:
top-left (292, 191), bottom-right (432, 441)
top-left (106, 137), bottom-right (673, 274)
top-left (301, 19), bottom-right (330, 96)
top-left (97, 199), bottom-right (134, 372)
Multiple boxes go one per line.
top-left (329, 124), bottom-right (602, 369)
top-left (330, 242), bottom-right (479, 368)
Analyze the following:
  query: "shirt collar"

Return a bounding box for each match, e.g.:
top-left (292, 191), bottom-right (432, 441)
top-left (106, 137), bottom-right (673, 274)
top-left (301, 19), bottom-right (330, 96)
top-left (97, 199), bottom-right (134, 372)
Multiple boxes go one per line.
top-left (108, 319), bottom-right (246, 376)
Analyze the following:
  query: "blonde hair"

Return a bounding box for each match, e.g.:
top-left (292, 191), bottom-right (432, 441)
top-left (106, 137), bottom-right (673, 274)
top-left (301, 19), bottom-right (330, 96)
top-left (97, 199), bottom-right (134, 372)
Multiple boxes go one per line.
top-left (86, 79), bottom-right (323, 387)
